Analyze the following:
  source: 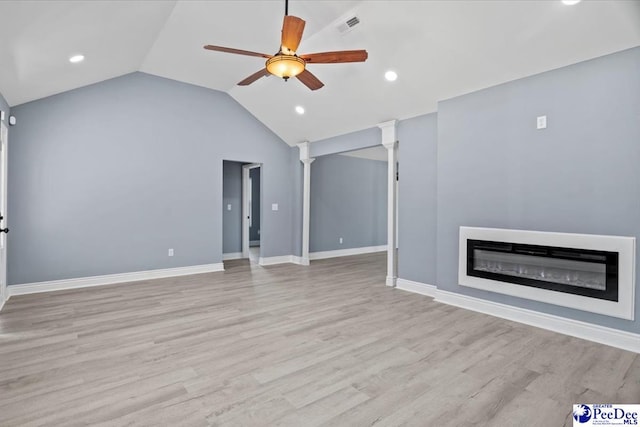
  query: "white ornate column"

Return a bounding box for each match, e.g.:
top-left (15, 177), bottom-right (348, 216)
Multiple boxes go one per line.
top-left (378, 120), bottom-right (398, 287)
top-left (297, 141), bottom-right (314, 266)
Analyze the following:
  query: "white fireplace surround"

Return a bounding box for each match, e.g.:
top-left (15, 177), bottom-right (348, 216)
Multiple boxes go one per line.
top-left (459, 227), bottom-right (636, 320)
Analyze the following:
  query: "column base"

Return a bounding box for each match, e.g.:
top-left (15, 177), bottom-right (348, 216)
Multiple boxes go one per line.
top-left (386, 276), bottom-right (397, 287)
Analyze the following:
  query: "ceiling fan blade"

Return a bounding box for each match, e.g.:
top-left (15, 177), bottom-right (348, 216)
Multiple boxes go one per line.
top-left (296, 69), bottom-right (324, 91)
top-left (281, 15), bottom-right (306, 53)
top-left (238, 68), bottom-right (270, 86)
top-left (204, 45), bottom-right (272, 59)
top-left (301, 50), bottom-right (368, 64)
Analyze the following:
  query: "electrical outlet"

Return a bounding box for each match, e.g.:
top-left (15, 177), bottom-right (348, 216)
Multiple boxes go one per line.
top-left (227, 204), bottom-right (232, 211)
top-left (537, 115), bottom-right (547, 130)
top-left (272, 203), bottom-right (278, 211)
top-left (339, 237), bottom-right (343, 244)
top-left (168, 248), bottom-right (174, 257)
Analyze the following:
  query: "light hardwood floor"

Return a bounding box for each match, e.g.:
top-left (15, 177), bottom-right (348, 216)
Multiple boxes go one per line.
top-left (0, 253), bottom-right (638, 426)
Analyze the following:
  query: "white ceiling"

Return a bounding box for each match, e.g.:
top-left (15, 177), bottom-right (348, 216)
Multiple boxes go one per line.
top-left (1, 1), bottom-right (638, 146)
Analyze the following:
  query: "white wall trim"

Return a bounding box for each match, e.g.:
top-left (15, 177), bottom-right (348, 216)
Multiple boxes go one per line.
top-left (7, 263), bottom-right (225, 297)
top-left (223, 252), bottom-right (244, 260)
top-left (290, 255), bottom-right (307, 266)
top-left (0, 296), bottom-right (5, 312)
top-left (459, 227), bottom-right (636, 320)
top-left (258, 255), bottom-right (295, 266)
top-left (394, 278), bottom-right (640, 353)
top-left (396, 278), bottom-right (437, 297)
top-left (434, 289), bottom-right (640, 354)
top-left (309, 245), bottom-right (387, 260)
top-left (260, 247), bottom-right (387, 265)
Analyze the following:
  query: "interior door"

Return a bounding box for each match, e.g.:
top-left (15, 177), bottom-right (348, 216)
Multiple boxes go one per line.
top-left (0, 122), bottom-right (8, 306)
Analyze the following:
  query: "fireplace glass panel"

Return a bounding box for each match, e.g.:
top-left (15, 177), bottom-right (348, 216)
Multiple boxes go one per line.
top-left (466, 239), bottom-right (618, 302)
top-left (472, 249), bottom-right (606, 291)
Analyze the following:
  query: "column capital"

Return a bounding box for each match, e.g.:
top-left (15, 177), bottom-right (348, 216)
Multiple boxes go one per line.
top-left (301, 158), bottom-right (315, 165)
top-left (297, 141), bottom-right (312, 162)
top-left (377, 119), bottom-right (398, 148)
top-left (382, 140), bottom-right (397, 151)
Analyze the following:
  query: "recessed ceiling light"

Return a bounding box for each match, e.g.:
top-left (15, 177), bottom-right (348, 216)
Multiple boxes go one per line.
top-left (385, 70), bottom-right (398, 82)
top-left (69, 54), bottom-right (85, 63)
top-left (295, 106), bottom-right (305, 115)
top-left (561, 0), bottom-right (581, 5)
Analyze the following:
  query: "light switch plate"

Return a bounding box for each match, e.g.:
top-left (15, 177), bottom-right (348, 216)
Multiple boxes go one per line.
top-left (271, 203), bottom-right (278, 211)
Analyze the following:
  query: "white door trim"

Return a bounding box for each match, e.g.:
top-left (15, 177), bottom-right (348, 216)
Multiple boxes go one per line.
top-left (0, 122), bottom-right (7, 309)
top-left (242, 163), bottom-right (261, 259)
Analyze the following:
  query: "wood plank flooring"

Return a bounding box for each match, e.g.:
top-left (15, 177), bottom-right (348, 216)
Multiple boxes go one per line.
top-left (0, 253), bottom-right (638, 426)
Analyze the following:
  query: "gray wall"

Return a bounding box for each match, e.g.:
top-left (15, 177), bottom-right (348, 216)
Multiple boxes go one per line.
top-left (310, 154), bottom-right (387, 253)
top-left (397, 113), bottom-right (438, 285)
top-left (310, 127), bottom-right (379, 158)
top-left (249, 167), bottom-right (260, 243)
top-left (434, 47), bottom-right (640, 333)
top-left (8, 72), bottom-right (295, 285)
top-left (222, 161), bottom-right (243, 254)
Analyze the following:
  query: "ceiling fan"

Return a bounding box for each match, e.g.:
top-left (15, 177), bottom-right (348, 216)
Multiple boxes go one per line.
top-left (203, 0), bottom-right (368, 91)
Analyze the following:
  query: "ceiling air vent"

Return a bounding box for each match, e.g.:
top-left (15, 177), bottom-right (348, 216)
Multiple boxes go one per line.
top-left (336, 16), bottom-right (360, 35)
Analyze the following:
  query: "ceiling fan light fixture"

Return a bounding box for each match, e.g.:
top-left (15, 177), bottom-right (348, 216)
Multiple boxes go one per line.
top-left (266, 55), bottom-right (305, 79)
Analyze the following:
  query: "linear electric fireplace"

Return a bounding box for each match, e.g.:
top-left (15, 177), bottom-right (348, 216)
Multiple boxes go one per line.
top-left (459, 227), bottom-right (636, 320)
top-left (468, 240), bottom-right (618, 301)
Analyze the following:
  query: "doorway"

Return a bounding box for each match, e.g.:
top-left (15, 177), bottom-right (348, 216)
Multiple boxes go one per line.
top-left (242, 164), bottom-right (261, 262)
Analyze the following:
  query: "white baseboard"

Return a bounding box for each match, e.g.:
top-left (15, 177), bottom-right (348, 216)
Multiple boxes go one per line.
top-left (0, 296), bottom-right (5, 312)
top-left (290, 256), bottom-right (308, 266)
top-left (309, 245), bottom-right (387, 260)
top-left (7, 263), bottom-right (225, 297)
top-left (394, 278), bottom-right (640, 354)
top-left (396, 278), bottom-right (437, 297)
top-left (258, 255), bottom-right (296, 266)
top-left (259, 247), bottom-right (386, 267)
top-left (259, 255), bottom-right (311, 266)
top-left (434, 289), bottom-right (640, 354)
top-left (223, 252), bottom-right (243, 260)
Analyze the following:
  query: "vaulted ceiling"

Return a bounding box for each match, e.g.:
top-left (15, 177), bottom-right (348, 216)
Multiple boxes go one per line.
top-left (1, 1), bottom-right (638, 146)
